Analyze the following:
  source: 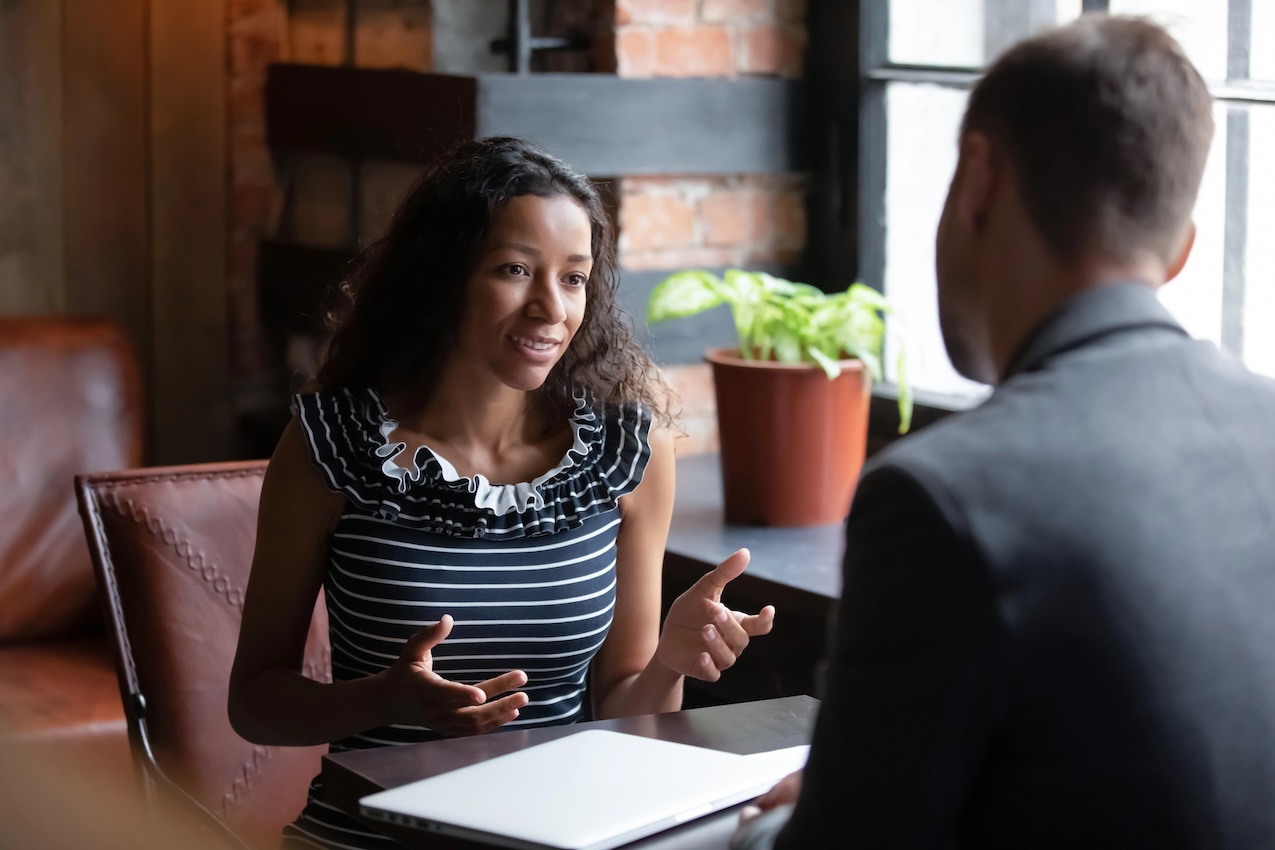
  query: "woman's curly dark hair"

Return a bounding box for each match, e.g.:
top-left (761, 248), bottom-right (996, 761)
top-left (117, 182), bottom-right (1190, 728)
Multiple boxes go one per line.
top-left (312, 136), bottom-right (673, 426)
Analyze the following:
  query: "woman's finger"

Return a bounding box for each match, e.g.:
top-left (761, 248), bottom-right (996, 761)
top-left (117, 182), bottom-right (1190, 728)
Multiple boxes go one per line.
top-left (696, 650), bottom-right (722, 682)
top-left (701, 624), bottom-right (737, 673)
top-left (736, 605), bottom-right (776, 636)
top-left (418, 674), bottom-right (488, 708)
top-left (695, 548), bottom-right (751, 596)
top-left (452, 691), bottom-right (529, 734)
top-left (712, 604), bottom-right (752, 655)
top-left (474, 670), bottom-right (528, 699)
top-left (477, 690), bottom-right (529, 715)
top-left (399, 615), bottom-right (455, 664)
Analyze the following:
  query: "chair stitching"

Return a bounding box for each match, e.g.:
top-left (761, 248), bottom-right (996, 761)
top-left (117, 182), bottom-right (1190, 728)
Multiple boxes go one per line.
top-left (95, 468), bottom-right (264, 488)
top-left (220, 745), bottom-right (274, 818)
top-left (98, 488), bottom-right (248, 612)
top-left (303, 646), bottom-right (333, 684)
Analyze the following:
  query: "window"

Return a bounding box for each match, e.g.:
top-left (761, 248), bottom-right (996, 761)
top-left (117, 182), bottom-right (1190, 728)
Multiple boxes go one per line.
top-left (861, 1), bottom-right (1275, 400)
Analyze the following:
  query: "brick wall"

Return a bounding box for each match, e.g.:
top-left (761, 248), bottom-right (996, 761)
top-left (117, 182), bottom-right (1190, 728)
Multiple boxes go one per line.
top-left (227, 0), bottom-right (433, 430)
top-left (618, 174), bottom-right (805, 271)
top-left (611, 0), bottom-right (809, 455)
top-left (615, 0), bottom-right (805, 78)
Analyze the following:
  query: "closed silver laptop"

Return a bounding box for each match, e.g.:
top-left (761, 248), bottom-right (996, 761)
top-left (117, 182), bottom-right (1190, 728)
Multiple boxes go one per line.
top-left (359, 729), bottom-right (808, 850)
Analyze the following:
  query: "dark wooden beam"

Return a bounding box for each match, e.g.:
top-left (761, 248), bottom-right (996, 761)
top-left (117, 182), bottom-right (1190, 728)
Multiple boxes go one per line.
top-left (265, 65), bottom-right (477, 163)
top-left (62, 0), bottom-right (150, 364)
top-left (0, 0), bottom-right (64, 314)
top-left (475, 74), bottom-right (806, 174)
top-left (802, 0), bottom-right (860, 292)
top-left (265, 65), bottom-right (808, 175)
top-left (150, 0), bottom-right (231, 464)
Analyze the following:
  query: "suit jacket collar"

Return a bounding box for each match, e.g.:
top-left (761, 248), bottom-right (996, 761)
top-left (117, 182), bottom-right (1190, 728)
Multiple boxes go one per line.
top-left (1003, 282), bottom-right (1188, 380)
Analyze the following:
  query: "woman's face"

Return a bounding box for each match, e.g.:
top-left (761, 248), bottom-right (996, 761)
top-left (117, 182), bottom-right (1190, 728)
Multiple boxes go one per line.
top-left (451, 194), bottom-right (593, 393)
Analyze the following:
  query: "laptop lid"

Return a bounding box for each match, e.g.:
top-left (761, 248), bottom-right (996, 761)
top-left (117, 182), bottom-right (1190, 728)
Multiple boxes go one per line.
top-left (359, 729), bottom-right (808, 850)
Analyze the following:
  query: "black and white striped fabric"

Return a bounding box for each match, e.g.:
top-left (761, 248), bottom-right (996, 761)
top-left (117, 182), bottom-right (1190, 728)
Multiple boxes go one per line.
top-left (280, 387), bottom-right (652, 850)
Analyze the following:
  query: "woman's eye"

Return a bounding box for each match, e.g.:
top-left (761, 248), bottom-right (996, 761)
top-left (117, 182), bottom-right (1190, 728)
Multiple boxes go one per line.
top-left (566, 273), bottom-right (588, 287)
top-left (505, 263), bottom-right (528, 276)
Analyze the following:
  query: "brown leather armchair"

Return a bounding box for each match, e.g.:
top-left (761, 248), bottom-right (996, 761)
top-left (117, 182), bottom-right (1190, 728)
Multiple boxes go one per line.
top-left (76, 461), bottom-right (331, 850)
top-left (0, 317), bottom-right (141, 771)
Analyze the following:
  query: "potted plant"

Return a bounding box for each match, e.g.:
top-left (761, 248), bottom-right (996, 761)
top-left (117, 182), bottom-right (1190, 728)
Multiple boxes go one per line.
top-left (647, 269), bottom-right (911, 527)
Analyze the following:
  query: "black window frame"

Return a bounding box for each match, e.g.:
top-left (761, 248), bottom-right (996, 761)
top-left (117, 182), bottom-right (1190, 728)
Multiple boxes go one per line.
top-left (831, 0), bottom-right (1275, 439)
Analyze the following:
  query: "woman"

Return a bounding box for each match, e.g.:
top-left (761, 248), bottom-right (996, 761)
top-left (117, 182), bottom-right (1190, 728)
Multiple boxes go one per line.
top-left (228, 137), bottom-right (776, 850)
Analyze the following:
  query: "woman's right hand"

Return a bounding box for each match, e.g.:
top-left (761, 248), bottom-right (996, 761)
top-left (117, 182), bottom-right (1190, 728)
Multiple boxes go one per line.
top-left (379, 614), bottom-right (529, 736)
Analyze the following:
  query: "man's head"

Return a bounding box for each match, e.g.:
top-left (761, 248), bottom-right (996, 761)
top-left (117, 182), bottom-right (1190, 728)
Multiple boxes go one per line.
top-left (935, 15), bottom-right (1214, 383)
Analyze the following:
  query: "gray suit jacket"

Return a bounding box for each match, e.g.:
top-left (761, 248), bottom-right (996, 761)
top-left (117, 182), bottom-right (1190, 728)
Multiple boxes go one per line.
top-left (738, 284), bottom-right (1275, 849)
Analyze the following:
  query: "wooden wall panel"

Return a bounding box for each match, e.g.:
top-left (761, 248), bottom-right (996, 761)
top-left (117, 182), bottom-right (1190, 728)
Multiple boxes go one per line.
top-left (356, 0), bottom-right (432, 71)
top-left (0, 0), bottom-right (64, 315)
top-left (61, 0), bottom-right (150, 358)
top-left (150, 0), bottom-right (231, 463)
top-left (289, 0), bottom-right (347, 65)
top-left (290, 155), bottom-right (354, 249)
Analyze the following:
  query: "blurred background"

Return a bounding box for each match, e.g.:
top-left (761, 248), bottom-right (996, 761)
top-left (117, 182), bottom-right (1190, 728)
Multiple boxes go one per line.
top-left (1, 0), bottom-right (1270, 466)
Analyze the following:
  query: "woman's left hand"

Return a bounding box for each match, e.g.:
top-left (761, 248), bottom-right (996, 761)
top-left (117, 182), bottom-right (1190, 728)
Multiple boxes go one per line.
top-left (656, 548), bottom-right (776, 681)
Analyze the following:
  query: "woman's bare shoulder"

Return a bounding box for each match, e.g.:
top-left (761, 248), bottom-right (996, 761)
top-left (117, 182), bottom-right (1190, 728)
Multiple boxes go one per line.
top-left (260, 418), bottom-right (347, 533)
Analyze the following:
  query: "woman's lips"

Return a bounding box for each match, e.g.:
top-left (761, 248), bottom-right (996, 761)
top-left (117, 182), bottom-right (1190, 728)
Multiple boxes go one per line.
top-left (510, 334), bottom-right (558, 351)
top-left (508, 334), bottom-right (561, 361)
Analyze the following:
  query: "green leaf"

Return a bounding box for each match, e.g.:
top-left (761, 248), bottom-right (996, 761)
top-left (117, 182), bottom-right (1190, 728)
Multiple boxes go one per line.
top-left (807, 345), bottom-right (842, 380)
top-left (895, 346), bottom-right (913, 434)
top-left (723, 269), bottom-right (766, 302)
top-left (763, 275), bottom-right (824, 298)
top-left (846, 282), bottom-right (893, 312)
top-left (836, 308), bottom-right (884, 364)
top-left (646, 271), bottom-right (726, 324)
top-left (773, 327), bottom-right (802, 363)
top-left (843, 346), bottom-right (882, 382)
top-left (733, 299), bottom-right (758, 355)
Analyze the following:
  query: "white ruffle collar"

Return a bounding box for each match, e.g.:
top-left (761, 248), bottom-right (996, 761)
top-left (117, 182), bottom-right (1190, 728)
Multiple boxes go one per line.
top-left (370, 391), bottom-right (595, 517)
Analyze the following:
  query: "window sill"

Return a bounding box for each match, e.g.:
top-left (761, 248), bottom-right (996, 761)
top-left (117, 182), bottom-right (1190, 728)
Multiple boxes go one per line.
top-left (867, 381), bottom-right (989, 454)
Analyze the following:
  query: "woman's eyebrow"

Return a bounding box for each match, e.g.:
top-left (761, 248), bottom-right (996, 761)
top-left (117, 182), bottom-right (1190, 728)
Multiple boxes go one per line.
top-left (491, 242), bottom-right (591, 264)
top-left (491, 241), bottom-right (541, 256)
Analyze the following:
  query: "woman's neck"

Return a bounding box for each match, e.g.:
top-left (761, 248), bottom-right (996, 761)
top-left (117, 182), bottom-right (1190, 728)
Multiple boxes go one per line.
top-left (385, 368), bottom-right (554, 459)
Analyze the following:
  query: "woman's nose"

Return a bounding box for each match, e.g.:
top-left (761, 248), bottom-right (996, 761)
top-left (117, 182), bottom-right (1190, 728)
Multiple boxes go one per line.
top-left (526, 274), bottom-right (567, 323)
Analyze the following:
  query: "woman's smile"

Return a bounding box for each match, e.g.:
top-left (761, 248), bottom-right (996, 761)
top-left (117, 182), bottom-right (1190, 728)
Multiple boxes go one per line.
top-left (508, 333), bottom-right (561, 360)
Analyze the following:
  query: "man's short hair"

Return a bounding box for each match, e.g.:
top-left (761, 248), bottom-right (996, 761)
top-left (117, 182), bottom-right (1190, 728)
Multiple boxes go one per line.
top-left (962, 15), bottom-right (1214, 264)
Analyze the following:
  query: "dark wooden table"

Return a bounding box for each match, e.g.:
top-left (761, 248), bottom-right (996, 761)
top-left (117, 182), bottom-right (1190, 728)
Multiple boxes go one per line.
top-left (322, 695), bottom-right (820, 850)
top-left (663, 455), bottom-right (844, 703)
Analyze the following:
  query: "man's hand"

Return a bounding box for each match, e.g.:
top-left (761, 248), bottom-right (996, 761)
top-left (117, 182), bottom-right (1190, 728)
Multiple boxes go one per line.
top-left (655, 548), bottom-right (776, 682)
top-left (380, 614), bottom-right (529, 736)
top-left (732, 769), bottom-right (803, 850)
top-left (740, 769), bottom-right (804, 825)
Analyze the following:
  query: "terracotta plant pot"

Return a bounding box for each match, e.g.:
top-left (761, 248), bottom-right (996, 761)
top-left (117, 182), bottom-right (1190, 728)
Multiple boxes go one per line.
top-left (706, 347), bottom-right (871, 527)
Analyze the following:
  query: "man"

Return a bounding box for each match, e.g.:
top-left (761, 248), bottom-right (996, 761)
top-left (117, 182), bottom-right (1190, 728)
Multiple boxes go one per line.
top-left (734, 15), bottom-right (1275, 849)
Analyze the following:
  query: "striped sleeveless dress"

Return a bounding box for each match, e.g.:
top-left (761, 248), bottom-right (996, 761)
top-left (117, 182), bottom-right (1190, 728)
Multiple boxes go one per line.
top-left (281, 387), bottom-right (653, 850)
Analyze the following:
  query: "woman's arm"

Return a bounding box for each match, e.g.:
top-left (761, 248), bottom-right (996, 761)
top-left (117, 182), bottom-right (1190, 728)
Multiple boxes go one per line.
top-left (591, 426), bottom-right (683, 719)
top-left (592, 427), bottom-right (776, 720)
top-left (228, 420), bottom-right (526, 746)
